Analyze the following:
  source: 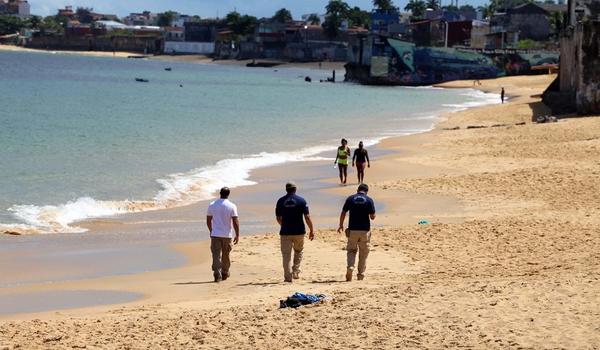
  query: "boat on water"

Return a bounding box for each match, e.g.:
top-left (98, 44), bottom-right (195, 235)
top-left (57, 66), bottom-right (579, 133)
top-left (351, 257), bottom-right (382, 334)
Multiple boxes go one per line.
top-left (135, 78), bottom-right (149, 83)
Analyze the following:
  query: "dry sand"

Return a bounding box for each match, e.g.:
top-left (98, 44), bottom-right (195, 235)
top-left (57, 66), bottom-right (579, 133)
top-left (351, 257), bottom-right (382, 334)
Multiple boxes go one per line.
top-left (1, 74), bottom-right (600, 349)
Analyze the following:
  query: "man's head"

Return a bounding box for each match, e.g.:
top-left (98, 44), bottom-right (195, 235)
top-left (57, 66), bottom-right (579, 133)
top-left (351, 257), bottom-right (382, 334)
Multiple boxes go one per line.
top-left (286, 182), bottom-right (297, 194)
top-left (357, 183), bottom-right (369, 193)
top-left (358, 141), bottom-right (364, 149)
top-left (220, 187), bottom-right (230, 199)
top-left (341, 138), bottom-right (347, 146)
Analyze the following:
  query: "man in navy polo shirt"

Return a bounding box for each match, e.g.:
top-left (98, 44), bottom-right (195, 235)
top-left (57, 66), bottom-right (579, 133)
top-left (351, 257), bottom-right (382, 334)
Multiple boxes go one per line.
top-left (337, 183), bottom-right (376, 281)
top-left (276, 182), bottom-right (314, 282)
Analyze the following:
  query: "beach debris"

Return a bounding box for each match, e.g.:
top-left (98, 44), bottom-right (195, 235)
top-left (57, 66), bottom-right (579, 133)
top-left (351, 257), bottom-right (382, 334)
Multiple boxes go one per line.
top-left (491, 124), bottom-right (508, 128)
top-left (305, 76), bottom-right (312, 83)
top-left (535, 115), bottom-right (558, 124)
top-left (135, 78), bottom-right (149, 83)
top-left (515, 122), bottom-right (526, 126)
top-left (164, 67), bottom-right (172, 71)
top-left (443, 126), bottom-right (460, 130)
top-left (466, 125), bottom-right (488, 129)
top-left (418, 220), bottom-right (430, 225)
top-left (280, 292), bottom-right (325, 309)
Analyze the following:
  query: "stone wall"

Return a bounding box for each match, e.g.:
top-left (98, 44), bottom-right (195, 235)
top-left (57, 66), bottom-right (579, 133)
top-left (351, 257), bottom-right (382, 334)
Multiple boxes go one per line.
top-left (25, 35), bottom-right (164, 54)
top-left (576, 21), bottom-right (600, 114)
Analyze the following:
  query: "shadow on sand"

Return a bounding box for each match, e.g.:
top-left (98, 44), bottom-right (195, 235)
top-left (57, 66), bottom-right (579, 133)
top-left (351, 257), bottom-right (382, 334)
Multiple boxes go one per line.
top-left (173, 281), bottom-right (215, 285)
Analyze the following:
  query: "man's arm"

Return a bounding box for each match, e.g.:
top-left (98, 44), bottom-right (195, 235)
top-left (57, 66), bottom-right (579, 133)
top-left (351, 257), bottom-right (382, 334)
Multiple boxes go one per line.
top-left (370, 213), bottom-right (376, 220)
top-left (276, 216), bottom-right (283, 226)
top-left (352, 150), bottom-right (357, 166)
top-left (337, 210), bottom-right (347, 233)
top-left (206, 216), bottom-right (213, 234)
top-left (232, 216), bottom-right (240, 244)
top-left (366, 151), bottom-right (370, 167)
top-left (304, 214), bottom-right (314, 241)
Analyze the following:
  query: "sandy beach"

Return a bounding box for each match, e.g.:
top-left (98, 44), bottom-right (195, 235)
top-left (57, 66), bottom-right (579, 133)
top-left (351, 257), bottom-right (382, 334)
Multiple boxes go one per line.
top-left (1, 73), bottom-right (599, 349)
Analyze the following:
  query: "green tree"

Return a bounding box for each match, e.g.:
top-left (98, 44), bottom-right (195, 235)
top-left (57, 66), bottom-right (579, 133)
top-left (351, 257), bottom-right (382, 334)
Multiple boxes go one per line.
top-left (307, 13), bottom-right (321, 25)
top-left (426, 0), bottom-right (440, 10)
top-left (373, 0), bottom-right (395, 10)
top-left (272, 8), bottom-right (292, 23)
top-left (347, 6), bottom-right (371, 28)
top-left (0, 15), bottom-right (25, 35)
top-left (27, 15), bottom-right (42, 29)
top-left (404, 0), bottom-right (427, 20)
top-left (323, 0), bottom-right (350, 38)
top-left (459, 4), bottom-right (476, 12)
top-left (157, 11), bottom-right (177, 27)
top-left (225, 11), bottom-right (258, 36)
top-left (549, 10), bottom-right (566, 38)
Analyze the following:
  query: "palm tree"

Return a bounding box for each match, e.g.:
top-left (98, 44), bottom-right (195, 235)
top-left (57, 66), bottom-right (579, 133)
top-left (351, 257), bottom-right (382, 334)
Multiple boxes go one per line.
top-left (307, 14), bottom-right (321, 25)
top-left (323, 0), bottom-right (350, 38)
top-left (426, 0), bottom-right (440, 10)
top-left (404, 0), bottom-right (427, 20)
top-left (373, 0), bottom-right (395, 10)
top-left (272, 8), bottom-right (292, 23)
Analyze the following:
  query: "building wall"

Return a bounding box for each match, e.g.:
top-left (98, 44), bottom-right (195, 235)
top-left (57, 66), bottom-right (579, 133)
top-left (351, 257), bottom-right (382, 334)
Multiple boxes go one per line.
top-left (470, 24), bottom-right (490, 48)
top-left (164, 41), bottom-right (214, 54)
top-left (507, 13), bottom-right (551, 41)
top-left (25, 35), bottom-right (163, 53)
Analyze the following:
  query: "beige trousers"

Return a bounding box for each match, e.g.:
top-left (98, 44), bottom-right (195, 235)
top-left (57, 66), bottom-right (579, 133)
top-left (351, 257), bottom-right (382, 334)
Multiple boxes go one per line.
top-left (346, 230), bottom-right (371, 277)
top-left (211, 237), bottom-right (233, 279)
top-left (280, 235), bottom-right (305, 281)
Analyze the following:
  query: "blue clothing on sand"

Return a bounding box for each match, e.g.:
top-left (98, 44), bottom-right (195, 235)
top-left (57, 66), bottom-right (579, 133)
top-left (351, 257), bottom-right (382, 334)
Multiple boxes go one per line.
top-left (343, 192), bottom-right (376, 231)
top-left (276, 193), bottom-right (309, 235)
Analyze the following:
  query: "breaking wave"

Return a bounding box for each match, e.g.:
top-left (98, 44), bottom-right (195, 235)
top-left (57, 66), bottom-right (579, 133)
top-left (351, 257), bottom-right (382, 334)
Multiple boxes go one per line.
top-left (1, 143), bottom-right (360, 235)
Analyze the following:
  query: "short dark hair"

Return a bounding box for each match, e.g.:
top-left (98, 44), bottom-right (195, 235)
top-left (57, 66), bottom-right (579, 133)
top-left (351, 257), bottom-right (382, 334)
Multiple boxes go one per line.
top-left (285, 182), bottom-right (297, 194)
top-left (358, 183), bottom-right (369, 192)
top-left (220, 187), bottom-right (230, 198)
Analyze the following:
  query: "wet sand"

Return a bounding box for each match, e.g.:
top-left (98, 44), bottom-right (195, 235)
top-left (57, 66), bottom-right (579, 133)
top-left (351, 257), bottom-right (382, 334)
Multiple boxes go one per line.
top-left (1, 74), bottom-right (599, 349)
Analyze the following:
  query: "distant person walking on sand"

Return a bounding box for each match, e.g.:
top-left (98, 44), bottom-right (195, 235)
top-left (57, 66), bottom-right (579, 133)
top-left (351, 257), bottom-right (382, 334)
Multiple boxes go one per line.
top-left (352, 141), bottom-right (370, 184)
top-left (206, 187), bottom-right (240, 282)
top-left (334, 138), bottom-right (351, 185)
top-left (338, 184), bottom-right (376, 281)
top-left (501, 87), bottom-right (505, 104)
top-left (276, 182), bottom-right (314, 282)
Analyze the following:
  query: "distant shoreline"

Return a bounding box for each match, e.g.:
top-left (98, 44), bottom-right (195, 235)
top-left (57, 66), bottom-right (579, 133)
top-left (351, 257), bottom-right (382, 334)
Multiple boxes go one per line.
top-left (0, 44), bottom-right (346, 70)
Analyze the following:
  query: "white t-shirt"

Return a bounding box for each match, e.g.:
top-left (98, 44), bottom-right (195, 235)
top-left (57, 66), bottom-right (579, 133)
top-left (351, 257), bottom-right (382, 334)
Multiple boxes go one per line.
top-left (207, 199), bottom-right (238, 238)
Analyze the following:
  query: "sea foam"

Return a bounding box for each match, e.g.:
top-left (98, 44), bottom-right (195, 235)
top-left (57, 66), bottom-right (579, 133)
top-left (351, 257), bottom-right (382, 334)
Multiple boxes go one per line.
top-left (4, 144), bottom-right (336, 234)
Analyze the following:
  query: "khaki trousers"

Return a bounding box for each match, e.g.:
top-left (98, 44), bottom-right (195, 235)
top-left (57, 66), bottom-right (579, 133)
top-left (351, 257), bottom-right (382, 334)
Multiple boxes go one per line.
top-left (346, 230), bottom-right (371, 277)
top-left (280, 235), bottom-right (305, 281)
top-left (211, 237), bottom-right (233, 279)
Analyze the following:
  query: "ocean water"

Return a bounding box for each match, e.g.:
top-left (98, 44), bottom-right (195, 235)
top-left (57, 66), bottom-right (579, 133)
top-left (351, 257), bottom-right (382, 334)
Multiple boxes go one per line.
top-left (0, 50), bottom-right (499, 234)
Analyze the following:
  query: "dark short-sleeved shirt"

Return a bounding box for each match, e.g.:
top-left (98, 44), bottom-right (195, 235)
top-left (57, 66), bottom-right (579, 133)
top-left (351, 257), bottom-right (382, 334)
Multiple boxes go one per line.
top-left (354, 148), bottom-right (369, 163)
top-left (342, 192), bottom-right (375, 231)
top-left (276, 194), bottom-right (309, 235)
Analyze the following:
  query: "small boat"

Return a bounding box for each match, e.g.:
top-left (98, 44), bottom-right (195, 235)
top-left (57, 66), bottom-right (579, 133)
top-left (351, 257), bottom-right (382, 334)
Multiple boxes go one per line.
top-left (135, 78), bottom-right (149, 83)
top-left (164, 67), bottom-right (172, 71)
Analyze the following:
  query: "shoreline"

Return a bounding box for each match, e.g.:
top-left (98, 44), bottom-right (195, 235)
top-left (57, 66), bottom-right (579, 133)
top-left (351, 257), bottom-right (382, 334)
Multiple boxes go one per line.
top-left (0, 77), bottom-right (496, 236)
top-left (2, 73), bottom-right (599, 348)
top-left (0, 44), bottom-right (347, 70)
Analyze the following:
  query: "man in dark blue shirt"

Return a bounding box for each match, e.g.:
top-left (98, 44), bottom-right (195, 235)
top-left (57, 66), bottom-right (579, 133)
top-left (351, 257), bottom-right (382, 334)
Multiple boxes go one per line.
top-left (276, 182), bottom-right (314, 282)
top-left (337, 183), bottom-right (376, 281)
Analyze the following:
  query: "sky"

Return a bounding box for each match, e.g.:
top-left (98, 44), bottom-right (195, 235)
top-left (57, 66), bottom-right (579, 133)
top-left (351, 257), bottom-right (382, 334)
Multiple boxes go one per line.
top-left (31, 0), bottom-right (491, 18)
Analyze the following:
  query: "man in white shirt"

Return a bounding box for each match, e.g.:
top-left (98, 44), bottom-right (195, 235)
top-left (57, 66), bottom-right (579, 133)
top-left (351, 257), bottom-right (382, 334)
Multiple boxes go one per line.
top-left (206, 187), bottom-right (240, 282)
